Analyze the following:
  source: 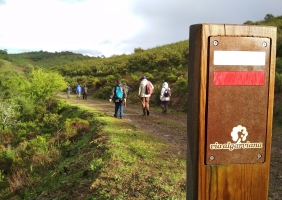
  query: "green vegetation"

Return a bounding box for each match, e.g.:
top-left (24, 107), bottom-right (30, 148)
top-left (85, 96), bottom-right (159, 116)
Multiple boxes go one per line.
top-left (0, 40), bottom-right (189, 110)
top-left (244, 14), bottom-right (282, 96)
top-left (244, 14), bottom-right (282, 122)
top-left (0, 96), bottom-right (186, 199)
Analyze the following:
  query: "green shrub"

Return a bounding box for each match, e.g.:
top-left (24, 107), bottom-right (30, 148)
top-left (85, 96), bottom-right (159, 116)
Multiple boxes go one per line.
top-left (0, 130), bottom-right (14, 147)
top-left (95, 85), bottom-right (112, 99)
top-left (64, 118), bottom-right (90, 140)
top-left (143, 72), bottom-right (154, 80)
top-left (174, 76), bottom-right (188, 95)
top-left (167, 74), bottom-right (178, 82)
top-left (0, 147), bottom-right (14, 172)
top-left (274, 103), bottom-right (282, 125)
top-left (29, 136), bottom-right (48, 153)
top-left (276, 57), bottom-right (282, 73)
top-left (275, 72), bottom-right (282, 93)
top-left (0, 170), bottom-right (4, 182)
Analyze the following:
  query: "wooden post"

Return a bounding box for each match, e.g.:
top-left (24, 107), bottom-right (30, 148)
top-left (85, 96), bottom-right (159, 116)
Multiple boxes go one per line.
top-left (187, 24), bottom-right (277, 200)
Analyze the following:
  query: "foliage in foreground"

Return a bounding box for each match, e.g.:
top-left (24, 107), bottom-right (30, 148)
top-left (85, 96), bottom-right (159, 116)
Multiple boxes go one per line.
top-left (0, 98), bottom-right (186, 199)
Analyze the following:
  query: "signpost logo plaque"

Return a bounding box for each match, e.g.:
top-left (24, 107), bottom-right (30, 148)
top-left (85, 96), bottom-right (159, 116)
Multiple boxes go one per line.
top-left (205, 36), bottom-right (270, 165)
top-left (209, 125), bottom-right (263, 152)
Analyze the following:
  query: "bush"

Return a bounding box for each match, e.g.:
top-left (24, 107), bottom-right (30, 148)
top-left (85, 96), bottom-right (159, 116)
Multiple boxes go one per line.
top-left (64, 118), bottom-right (90, 141)
top-left (274, 103), bottom-right (282, 125)
top-left (95, 85), bottom-right (113, 99)
top-left (276, 57), bottom-right (282, 73)
top-left (275, 72), bottom-right (282, 93)
top-left (0, 147), bottom-right (14, 172)
top-left (174, 76), bottom-right (188, 95)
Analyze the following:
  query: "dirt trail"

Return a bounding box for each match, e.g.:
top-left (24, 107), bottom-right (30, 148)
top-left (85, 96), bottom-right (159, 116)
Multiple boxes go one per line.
top-left (59, 94), bottom-right (282, 199)
top-left (61, 94), bottom-right (188, 159)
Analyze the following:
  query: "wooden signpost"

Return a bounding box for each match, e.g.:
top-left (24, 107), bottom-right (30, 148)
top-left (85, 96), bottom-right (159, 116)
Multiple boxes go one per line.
top-left (187, 24), bottom-right (277, 200)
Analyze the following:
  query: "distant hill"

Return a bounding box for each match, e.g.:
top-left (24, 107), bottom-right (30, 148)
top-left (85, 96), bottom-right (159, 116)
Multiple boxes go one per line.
top-left (0, 58), bottom-right (25, 74)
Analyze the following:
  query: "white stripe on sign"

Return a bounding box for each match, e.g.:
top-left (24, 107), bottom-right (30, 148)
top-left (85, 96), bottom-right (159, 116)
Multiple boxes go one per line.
top-left (214, 51), bottom-right (266, 66)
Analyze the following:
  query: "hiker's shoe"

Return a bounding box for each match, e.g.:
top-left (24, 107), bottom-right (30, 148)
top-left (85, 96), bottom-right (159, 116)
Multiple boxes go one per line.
top-left (147, 110), bottom-right (150, 116)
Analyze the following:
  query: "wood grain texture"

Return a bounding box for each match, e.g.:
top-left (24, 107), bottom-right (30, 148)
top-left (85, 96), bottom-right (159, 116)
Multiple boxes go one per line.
top-left (187, 24), bottom-right (277, 200)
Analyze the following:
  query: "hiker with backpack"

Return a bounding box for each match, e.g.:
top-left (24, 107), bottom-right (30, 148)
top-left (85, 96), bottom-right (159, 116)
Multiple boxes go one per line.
top-left (160, 82), bottom-right (171, 114)
top-left (76, 84), bottom-right (82, 98)
top-left (82, 85), bottom-right (88, 100)
top-left (109, 80), bottom-right (127, 119)
top-left (138, 75), bottom-right (154, 116)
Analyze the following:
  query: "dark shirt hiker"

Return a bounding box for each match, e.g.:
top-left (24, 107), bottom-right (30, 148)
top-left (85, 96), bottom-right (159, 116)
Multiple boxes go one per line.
top-left (109, 80), bottom-right (127, 119)
top-left (83, 85), bottom-right (88, 100)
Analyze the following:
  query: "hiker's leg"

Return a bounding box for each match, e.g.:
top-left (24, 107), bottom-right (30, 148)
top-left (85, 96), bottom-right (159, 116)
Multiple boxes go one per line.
top-left (145, 97), bottom-right (150, 115)
top-left (164, 101), bottom-right (169, 113)
top-left (161, 101), bottom-right (165, 113)
top-left (114, 102), bottom-right (119, 117)
top-left (145, 97), bottom-right (150, 110)
top-left (119, 102), bottom-right (124, 118)
top-left (141, 97), bottom-right (146, 115)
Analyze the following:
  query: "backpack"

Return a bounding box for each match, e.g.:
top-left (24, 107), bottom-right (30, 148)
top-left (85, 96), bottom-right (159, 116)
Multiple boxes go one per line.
top-left (164, 89), bottom-right (171, 97)
top-left (115, 85), bottom-right (123, 99)
top-left (145, 81), bottom-right (154, 95)
top-left (122, 84), bottom-right (128, 95)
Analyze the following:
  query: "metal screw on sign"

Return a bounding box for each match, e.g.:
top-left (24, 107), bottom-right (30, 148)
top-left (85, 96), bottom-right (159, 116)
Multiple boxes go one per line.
top-left (257, 154), bottom-right (262, 159)
top-left (262, 42), bottom-right (267, 47)
top-left (213, 40), bottom-right (218, 46)
top-left (209, 156), bottom-right (215, 161)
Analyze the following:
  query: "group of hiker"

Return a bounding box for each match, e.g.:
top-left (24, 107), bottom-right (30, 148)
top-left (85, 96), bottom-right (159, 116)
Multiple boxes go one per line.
top-left (66, 75), bottom-right (171, 118)
top-left (109, 75), bottom-right (171, 119)
top-left (66, 84), bottom-right (88, 99)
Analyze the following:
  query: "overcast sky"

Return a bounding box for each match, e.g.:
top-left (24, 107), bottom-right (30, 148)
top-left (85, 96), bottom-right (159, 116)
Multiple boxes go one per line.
top-left (0, 0), bottom-right (282, 57)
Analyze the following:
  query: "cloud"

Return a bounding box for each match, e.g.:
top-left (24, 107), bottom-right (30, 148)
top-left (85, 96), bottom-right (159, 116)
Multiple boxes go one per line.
top-left (0, 0), bottom-right (6, 5)
top-left (124, 0), bottom-right (282, 52)
top-left (0, 0), bottom-right (143, 56)
top-left (0, 0), bottom-right (282, 57)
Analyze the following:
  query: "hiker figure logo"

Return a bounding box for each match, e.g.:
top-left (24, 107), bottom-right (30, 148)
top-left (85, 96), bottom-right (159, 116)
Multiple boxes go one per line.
top-left (231, 125), bottom-right (248, 144)
top-left (210, 125), bottom-right (263, 151)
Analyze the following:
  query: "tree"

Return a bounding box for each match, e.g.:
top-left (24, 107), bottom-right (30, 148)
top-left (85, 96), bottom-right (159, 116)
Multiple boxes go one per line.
top-left (134, 47), bottom-right (144, 53)
top-left (29, 69), bottom-right (67, 103)
top-left (0, 49), bottom-right (7, 54)
top-left (243, 20), bottom-right (254, 25)
top-left (264, 14), bottom-right (275, 21)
